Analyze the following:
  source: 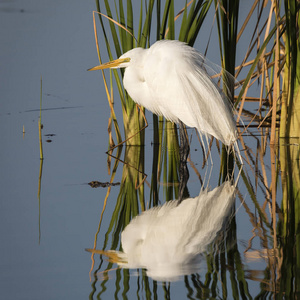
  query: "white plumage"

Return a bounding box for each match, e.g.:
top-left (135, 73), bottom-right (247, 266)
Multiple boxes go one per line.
top-left (89, 40), bottom-right (238, 146)
top-left (87, 181), bottom-right (236, 281)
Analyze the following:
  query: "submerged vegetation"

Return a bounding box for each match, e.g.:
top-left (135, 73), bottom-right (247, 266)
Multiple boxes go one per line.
top-left (88, 0), bottom-right (300, 298)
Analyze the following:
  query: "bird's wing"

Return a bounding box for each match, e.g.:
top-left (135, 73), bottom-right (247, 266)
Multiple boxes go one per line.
top-left (139, 199), bottom-right (198, 266)
top-left (121, 201), bottom-right (178, 254)
top-left (178, 60), bottom-right (237, 145)
top-left (143, 40), bottom-right (237, 145)
top-left (143, 42), bottom-right (194, 125)
top-left (121, 199), bottom-right (196, 267)
top-left (182, 182), bottom-right (236, 253)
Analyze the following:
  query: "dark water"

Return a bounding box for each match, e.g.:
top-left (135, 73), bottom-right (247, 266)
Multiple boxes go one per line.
top-left (1, 1), bottom-right (298, 299)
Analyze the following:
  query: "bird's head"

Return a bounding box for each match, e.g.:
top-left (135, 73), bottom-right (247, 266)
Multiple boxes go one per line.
top-left (88, 47), bottom-right (145, 71)
top-left (88, 56), bottom-right (131, 71)
top-left (86, 248), bottom-right (128, 265)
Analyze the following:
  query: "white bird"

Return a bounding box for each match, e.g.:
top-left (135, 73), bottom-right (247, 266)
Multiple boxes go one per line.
top-left (87, 181), bottom-right (236, 282)
top-left (89, 40), bottom-right (238, 147)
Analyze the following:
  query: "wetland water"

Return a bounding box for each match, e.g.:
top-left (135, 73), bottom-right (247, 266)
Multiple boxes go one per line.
top-left (1, 1), bottom-right (299, 299)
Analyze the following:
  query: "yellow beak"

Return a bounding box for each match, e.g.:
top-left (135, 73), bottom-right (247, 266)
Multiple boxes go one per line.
top-left (88, 57), bottom-right (130, 71)
top-left (85, 248), bottom-right (127, 264)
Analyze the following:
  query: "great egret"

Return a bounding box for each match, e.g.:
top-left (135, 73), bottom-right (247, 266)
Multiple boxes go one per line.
top-left (89, 40), bottom-right (241, 199)
top-left (89, 40), bottom-right (238, 146)
top-left (87, 181), bottom-right (236, 282)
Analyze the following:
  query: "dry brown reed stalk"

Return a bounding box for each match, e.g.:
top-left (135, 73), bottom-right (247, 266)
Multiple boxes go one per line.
top-left (91, 11), bottom-right (122, 148)
top-left (234, 96), bottom-right (267, 102)
top-left (236, 84), bottom-right (249, 125)
top-left (37, 158), bottom-right (43, 244)
top-left (106, 149), bottom-right (148, 190)
top-left (93, 11), bottom-right (137, 43)
top-left (258, 142), bottom-right (270, 198)
top-left (236, 0), bottom-right (260, 43)
top-left (235, 18), bottom-right (269, 78)
top-left (88, 190), bottom-right (108, 280)
top-left (237, 184), bottom-right (272, 260)
top-left (187, 156), bottom-right (203, 185)
top-left (164, 0), bottom-right (195, 38)
top-left (236, 132), bottom-right (251, 167)
top-left (233, 4), bottom-right (285, 222)
top-left (39, 76), bottom-right (43, 160)
top-left (88, 147), bottom-right (123, 281)
top-left (240, 136), bottom-right (273, 208)
top-left (269, 1), bottom-right (281, 253)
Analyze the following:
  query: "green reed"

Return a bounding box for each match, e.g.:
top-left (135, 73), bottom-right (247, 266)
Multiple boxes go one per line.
top-left (214, 0), bottom-right (239, 182)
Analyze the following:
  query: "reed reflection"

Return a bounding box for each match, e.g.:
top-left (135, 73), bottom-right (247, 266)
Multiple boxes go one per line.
top-left (87, 181), bottom-right (235, 282)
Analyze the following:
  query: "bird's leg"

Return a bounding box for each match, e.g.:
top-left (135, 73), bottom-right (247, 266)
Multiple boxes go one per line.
top-left (178, 121), bottom-right (190, 204)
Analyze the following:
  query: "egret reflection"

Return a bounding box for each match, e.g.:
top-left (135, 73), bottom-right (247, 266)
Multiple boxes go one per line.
top-left (87, 181), bottom-right (236, 282)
